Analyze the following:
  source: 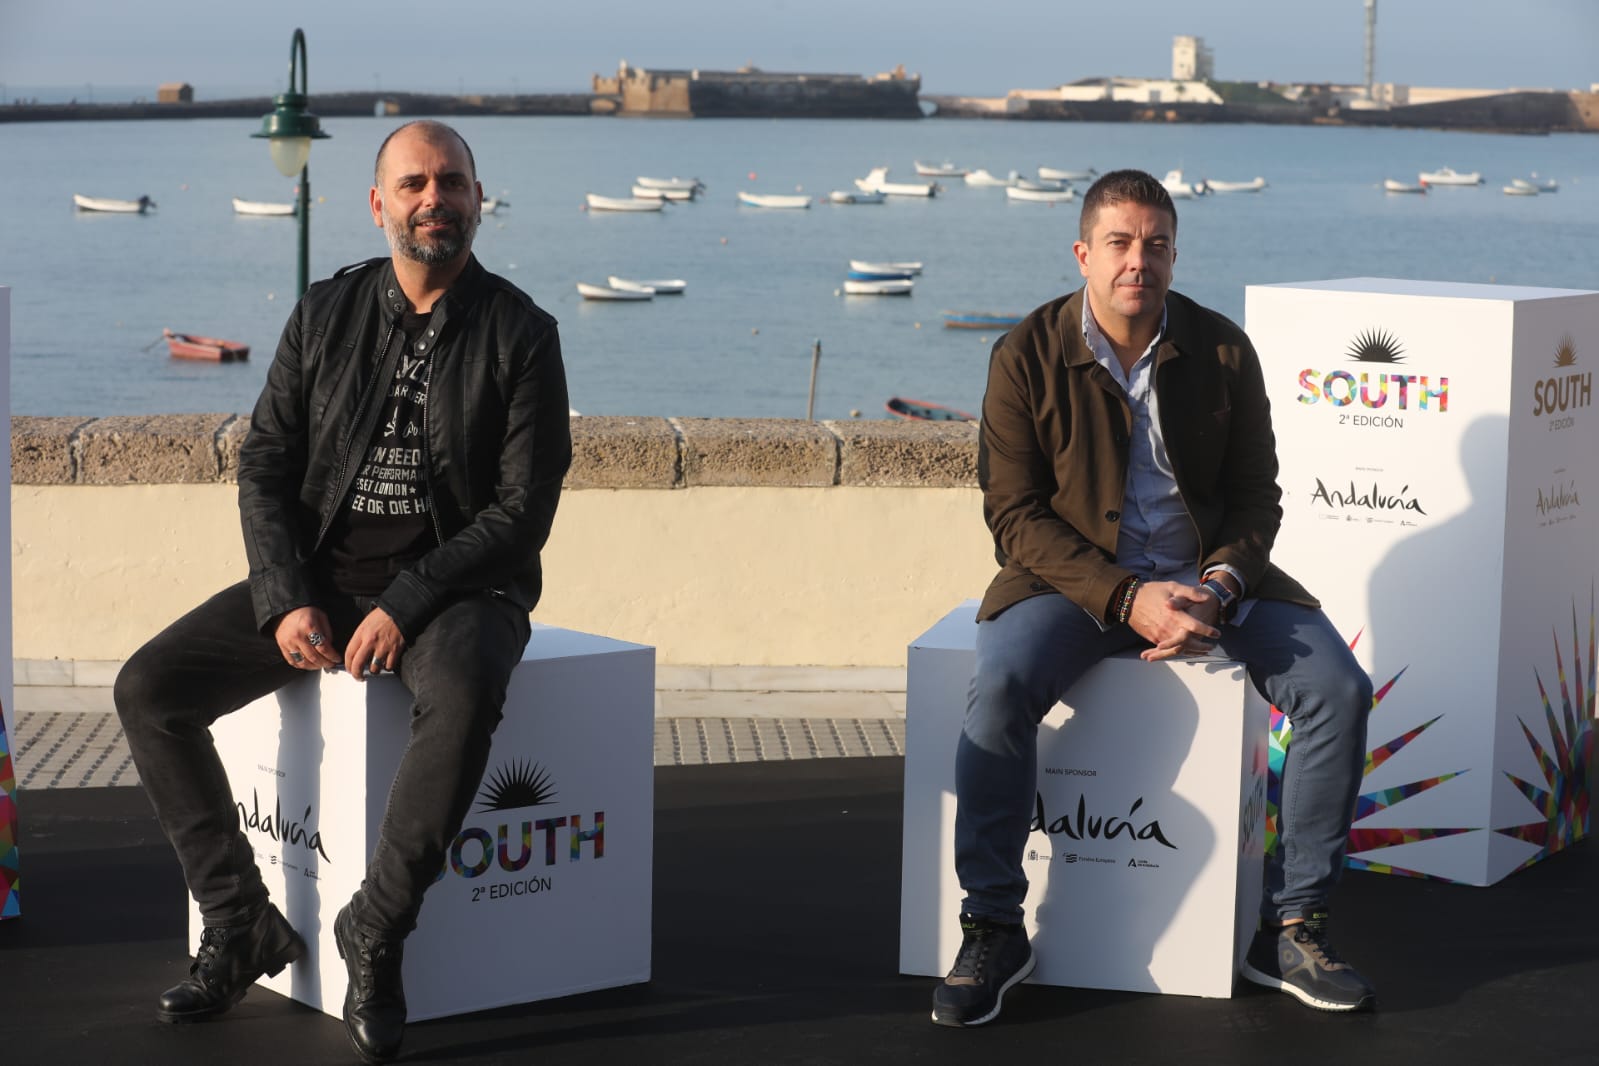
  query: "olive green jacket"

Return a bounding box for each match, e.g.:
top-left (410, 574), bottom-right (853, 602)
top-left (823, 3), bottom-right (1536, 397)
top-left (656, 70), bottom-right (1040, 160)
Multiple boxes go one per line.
top-left (976, 287), bottom-right (1317, 622)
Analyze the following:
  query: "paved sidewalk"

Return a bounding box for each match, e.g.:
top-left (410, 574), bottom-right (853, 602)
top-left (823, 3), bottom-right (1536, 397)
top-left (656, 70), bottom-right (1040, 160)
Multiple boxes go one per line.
top-left (10, 688), bottom-right (909, 789)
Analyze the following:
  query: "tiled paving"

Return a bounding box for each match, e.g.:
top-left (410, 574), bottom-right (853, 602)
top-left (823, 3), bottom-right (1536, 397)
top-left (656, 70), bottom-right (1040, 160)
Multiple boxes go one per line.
top-left (12, 705), bottom-right (907, 790)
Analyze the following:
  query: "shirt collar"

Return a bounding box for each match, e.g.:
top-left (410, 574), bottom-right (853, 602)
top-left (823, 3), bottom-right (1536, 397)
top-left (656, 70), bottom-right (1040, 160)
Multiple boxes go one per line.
top-left (1081, 293), bottom-right (1167, 378)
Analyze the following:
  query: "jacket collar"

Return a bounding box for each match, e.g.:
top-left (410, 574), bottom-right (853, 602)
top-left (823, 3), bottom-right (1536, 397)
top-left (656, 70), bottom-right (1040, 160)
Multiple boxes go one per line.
top-left (372, 254), bottom-right (487, 329)
top-left (1056, 286), bottom-right (1191, 370)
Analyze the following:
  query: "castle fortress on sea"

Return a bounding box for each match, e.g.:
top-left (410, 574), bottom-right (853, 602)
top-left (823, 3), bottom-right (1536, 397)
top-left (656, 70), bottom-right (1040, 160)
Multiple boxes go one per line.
top-left (591, 61), bottom-right (922, 118)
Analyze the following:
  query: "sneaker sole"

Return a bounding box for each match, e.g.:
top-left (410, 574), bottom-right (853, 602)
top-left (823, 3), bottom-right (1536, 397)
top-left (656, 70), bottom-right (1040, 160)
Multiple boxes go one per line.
top-left (930, 949), bottom-right (1037, 1028)
top-left (1239, 961), bottom-right (1375, 1013)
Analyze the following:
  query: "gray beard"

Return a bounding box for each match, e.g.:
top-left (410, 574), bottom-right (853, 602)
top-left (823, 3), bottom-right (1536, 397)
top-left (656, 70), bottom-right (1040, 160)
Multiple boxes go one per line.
top-left (384, 206), bottom-right (478, 266)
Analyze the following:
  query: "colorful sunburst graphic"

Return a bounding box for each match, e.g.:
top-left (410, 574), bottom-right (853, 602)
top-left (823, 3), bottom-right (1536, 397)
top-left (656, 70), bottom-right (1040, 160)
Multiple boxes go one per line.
top-left (1, 700), bottom-right (19, 919)
top-left (475, 758), bottom-right (557, 813)
top-left (1267, 629), bottom-right (1478, 881)
top-left (1346, 329), bottom-right (1406, 364)
top-left (1493, 586), bottom-right (1596, 867)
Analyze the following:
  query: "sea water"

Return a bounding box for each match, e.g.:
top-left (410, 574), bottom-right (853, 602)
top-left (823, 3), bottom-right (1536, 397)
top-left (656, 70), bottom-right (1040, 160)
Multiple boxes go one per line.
top-left (3, 116), bottom-right (1595, 419)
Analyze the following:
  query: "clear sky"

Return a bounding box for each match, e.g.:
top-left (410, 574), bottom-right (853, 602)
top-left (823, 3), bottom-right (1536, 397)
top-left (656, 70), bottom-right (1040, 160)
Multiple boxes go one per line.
top-left (3, 0), bottom-right (1594, 101)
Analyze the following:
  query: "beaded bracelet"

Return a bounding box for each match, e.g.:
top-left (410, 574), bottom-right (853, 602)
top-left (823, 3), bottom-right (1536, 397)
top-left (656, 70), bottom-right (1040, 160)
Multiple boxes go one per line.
top-left (1115, 577), bottom-right (1141, 625)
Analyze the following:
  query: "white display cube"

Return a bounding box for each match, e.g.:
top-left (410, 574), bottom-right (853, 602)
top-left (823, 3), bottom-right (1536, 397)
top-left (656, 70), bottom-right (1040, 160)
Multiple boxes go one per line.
top-left (1248, 278), bottom-right (1599, 885)
top-left (194, 624), bottom-right (655, 1021)
top-left (900, 602), bottom-right (1269, 999)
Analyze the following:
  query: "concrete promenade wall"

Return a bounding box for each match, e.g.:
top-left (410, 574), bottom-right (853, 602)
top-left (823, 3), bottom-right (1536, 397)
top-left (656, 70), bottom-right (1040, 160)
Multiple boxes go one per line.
top-left (11, 415), bottom-right (995, 686)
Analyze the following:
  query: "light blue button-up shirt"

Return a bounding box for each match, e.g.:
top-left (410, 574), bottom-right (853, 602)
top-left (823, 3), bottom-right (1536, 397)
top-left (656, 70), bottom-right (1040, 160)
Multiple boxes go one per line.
top-left (1081, 298), bottom-right (1246, 600)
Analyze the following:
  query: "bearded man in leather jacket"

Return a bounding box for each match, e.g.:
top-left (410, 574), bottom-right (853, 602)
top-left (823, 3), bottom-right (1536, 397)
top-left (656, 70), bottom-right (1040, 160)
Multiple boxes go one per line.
top-left (114, 121), bottom-right (571, 1063)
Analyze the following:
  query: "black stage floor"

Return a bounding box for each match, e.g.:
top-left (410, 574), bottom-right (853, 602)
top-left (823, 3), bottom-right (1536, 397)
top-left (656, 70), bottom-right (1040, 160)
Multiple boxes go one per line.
top-left (4, 758), bottom-right (1596, 1065)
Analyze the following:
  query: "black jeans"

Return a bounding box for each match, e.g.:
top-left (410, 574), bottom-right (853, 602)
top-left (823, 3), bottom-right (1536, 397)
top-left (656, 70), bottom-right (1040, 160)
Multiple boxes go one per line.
top-left (114, 580), bottom-right (531, 937)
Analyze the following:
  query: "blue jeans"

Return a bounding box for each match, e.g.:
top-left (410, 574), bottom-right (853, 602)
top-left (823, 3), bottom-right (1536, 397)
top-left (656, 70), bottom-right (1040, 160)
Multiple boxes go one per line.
top-left (115, 580), bottom-right (531, 937)
top-left (955, 593), bottom-right (1371, 924)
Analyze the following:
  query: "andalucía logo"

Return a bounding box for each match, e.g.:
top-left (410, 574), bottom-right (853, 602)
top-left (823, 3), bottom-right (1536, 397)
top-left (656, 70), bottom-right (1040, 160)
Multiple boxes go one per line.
top-left (1309, 478), bottom-right (1427, 515)
top-left (1533, 337), bottom-right (1590, 416)
top-left (438, 757), bottom-right (605, 881)
top-left (1030, 792), bottom-right (1177, 849)
top-left (236, 790), bottom-right (330, 863)
top-left (1296, 328), bottom-right (1449, 421)
top-left (1536, 479), bottom-right (1581, 521)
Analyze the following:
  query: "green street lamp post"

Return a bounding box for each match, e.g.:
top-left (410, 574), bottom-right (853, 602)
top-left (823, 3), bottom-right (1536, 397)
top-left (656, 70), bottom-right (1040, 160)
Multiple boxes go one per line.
top-left (253, 28), bottom-right (330, 300)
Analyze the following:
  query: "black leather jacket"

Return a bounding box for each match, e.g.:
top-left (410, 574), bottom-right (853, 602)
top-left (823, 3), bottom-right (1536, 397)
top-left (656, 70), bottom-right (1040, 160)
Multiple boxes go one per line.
top-left (237, 255), bottom-right (571, 640)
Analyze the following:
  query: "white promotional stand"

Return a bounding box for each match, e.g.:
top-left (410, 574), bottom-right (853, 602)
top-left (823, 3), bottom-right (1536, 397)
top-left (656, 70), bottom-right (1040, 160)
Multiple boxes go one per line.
top-left (900, 602), bottom-right (1268, 998)
top-left (1248, 278), bottom-right (1599, 885)
top-left (193, 624), bottom-right (655, 1020)
top-left (1, 288), bottom-right (15, 920)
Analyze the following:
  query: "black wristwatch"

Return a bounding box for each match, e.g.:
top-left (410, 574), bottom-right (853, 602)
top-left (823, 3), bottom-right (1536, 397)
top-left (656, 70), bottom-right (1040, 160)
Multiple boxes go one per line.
top-left (1200, 577), bottom-right (1238, 620)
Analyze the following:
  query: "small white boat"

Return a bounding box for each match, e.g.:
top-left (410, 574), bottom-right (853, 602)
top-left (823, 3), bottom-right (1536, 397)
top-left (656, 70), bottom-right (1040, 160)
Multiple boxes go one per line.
top-left (1383, 178), bottom-right (1428, 194)
top-left (738, 191), bottom-right (812, 209)
top-left (73, 193), bottom-right (155, 214)
top-left (1205, 177), bottom-right (1267, 193)
top-left (843, 278), bottom-right (913, 296)
top-left (636, 176), bottom-right (706, 193)
top-left (480, 197), bottom-right (507, 214)
top-left (849, 259), bottom-right (923, 276)
top-left (577, 281), bottom-right (653, 301)
top-left (1512, 176), bottom-right (1559, 193)
top-left (631, 185), bottom-right (696, 201)
top-left (1161, 170), bottom-right (1208, 199)
top-left (855, 167), bottom-right (937, 197)
top-left (1037, 166), bottom-right (1097, 182)
top-left (1014, 177), bottom-right (1065, 192)
top-left (609, 275), bottom-right (686, 295)
top-left (914, 161), bottom-right (968, 177)
top-left (1418, 167), bottom-right (1483, 186)
top-left (1502, 183), bottom-right (1539, 197)
top-left (231, 197), bottom-right (295, 217)
top-left (586, 193), bottom-right (664, 212)
top-left (829, 189), bottom-right (885, 204)
top-left (1005, 185), bottom-right (1075, 204)
top-left (965, 168), bottom-right (1019, 188)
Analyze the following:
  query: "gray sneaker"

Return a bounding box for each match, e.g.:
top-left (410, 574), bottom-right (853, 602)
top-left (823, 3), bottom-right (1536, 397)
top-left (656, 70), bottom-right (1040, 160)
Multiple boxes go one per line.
top-left (1241, 913), bottom-right (1376, 1012)
top-left (930, 914), bottom-right (1036, 1027)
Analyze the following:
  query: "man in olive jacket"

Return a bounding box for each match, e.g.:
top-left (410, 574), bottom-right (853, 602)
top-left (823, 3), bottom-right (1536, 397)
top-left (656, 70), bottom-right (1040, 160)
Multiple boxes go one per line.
top-left (115, 121), bottom-right (571, 1063)
top-left (931, 170), bottom-right (1375, 1028)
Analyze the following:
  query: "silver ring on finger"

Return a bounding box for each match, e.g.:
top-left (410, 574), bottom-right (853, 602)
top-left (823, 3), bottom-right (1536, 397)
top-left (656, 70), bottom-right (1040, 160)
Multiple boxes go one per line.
top-left (290, 651), bottom-right (305, 664)
top-left (370, 659), bottom-right (383, 674)
top-left (307, 631), bottom-right (325, 647)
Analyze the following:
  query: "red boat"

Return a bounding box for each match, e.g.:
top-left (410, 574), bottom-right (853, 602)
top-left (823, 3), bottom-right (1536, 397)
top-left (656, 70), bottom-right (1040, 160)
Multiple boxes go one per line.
top-left (885, 396), bottom-right (977, 422)
top-left (163, 328), bottom-right (249, 363)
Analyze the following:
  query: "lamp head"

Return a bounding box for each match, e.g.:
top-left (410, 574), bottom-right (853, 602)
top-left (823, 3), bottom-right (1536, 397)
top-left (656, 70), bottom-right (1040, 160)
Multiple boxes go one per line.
top-left (253, 91), bottom-right (330, 176)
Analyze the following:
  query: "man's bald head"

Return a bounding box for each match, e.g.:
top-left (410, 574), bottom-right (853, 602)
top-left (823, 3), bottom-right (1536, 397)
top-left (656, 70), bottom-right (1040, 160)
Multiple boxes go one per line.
top-left (374, 121), bottom-right (477, 185)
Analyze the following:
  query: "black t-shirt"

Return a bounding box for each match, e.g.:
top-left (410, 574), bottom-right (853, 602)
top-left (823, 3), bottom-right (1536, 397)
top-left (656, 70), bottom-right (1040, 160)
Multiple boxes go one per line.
top-left (318, 310), bottom-right (437, 597)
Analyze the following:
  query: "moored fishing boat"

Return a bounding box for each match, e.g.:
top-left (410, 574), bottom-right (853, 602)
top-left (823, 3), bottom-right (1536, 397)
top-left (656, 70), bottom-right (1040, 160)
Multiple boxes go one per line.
top-left (631, 185), bottom-right (696, 201)
top-left (738, 191), bottom-right (812, 209)
top-left (74, 193), bottom-right (155, 214)
top-left (577, 281), bottom-right (653, 301)
top-left (885, 396), bottom-right (976, 421)
top-left (855, 167), bottom-right (937, 197)
top-left (1205, 176), bottom-right (1267, 193)
top-left (843, 278), bottom-right (913, 296)
top-left (636, 176), bottom-right (706, 193)
top-left (586, 193), bottom-right (665, 212)
top-left (940, 310), bottom-right (1023, 330)
top-left (964, 168), bottom-right (1019, 188)
top-left (849, 259), bottom-right (923, 276)
top-left (1383, 178), bottom-right (1427, 194)
top-left (1037, 166), bottom-right (1097, 182)
top-left (914, 161), bottom-right (968, 178)
top-left (163, 328), bottom-right (248, 362)
top-left (1005, 185), bottom-right (1075, 204)
top-left (608, 275), bottom-right (687, 294)
top-left (1418, 167), bottom-right (1482, 186)
top-left (829, 189), bottom-right (885, 204)
top-left (232, 198), bottom-right (295, 217)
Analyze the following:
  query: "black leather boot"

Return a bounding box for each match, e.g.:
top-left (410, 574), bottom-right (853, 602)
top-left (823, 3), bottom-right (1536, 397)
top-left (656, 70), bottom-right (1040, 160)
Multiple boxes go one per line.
top-left (335, 903), bottom-right (407, 1064)
top-left (157, 903), bottom-right (306, 1022)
